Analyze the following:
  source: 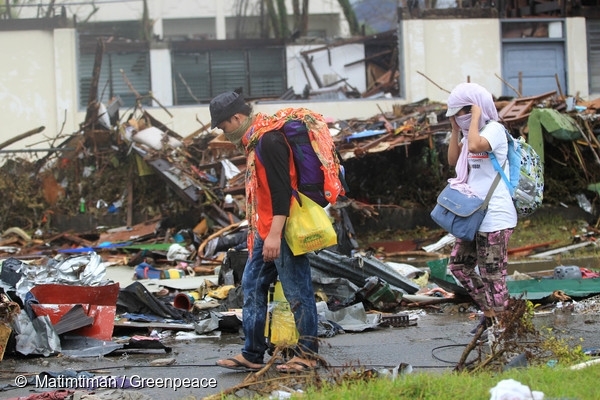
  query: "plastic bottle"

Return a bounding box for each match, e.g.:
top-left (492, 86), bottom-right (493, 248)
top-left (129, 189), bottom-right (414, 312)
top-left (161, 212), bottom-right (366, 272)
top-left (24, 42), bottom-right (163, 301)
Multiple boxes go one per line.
top-left (79, 198), bottom-right (86, 213)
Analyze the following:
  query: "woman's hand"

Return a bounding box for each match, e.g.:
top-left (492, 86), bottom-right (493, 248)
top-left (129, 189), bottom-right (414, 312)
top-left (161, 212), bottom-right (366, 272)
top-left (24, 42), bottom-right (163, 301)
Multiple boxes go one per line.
top-left (470, 104), bottom-right (481, 122)
top-left (467, 104), bottom-right (492, 153)
top-left (450, 115), bottom-right (459, 132)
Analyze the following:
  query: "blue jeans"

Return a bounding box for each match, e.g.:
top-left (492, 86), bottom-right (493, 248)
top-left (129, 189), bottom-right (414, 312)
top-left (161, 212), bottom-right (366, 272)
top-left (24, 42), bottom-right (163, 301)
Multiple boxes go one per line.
top-left (241, 235), bottom-right (318, 364)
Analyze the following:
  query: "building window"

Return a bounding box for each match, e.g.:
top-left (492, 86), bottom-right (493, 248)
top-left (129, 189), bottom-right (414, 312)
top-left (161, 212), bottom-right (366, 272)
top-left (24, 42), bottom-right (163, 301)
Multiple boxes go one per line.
top-left (502, 20), bottom-right (564, 39)
top-left (587, 19), bottom-right (600, 94)
top-left (171, 46), bottom-right (286, 104)
top-left (79, 50), bottom-right (151, 109)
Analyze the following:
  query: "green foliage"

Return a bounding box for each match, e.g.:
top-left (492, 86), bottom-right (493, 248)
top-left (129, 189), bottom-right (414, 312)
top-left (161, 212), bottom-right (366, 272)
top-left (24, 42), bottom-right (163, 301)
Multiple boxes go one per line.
top-left (539, 327), bottom-right (587, 366)
top-left (521, 300), bottom-right (538, 331)
top-left (300, 363), bottom-right (600, 400)
top-left (337, 0), bottom-right (360, 35)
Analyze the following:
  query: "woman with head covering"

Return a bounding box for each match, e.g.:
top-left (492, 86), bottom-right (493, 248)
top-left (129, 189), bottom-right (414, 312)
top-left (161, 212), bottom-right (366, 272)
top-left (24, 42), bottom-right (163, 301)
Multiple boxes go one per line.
top-left (445, 82), bottom-right (517, 342)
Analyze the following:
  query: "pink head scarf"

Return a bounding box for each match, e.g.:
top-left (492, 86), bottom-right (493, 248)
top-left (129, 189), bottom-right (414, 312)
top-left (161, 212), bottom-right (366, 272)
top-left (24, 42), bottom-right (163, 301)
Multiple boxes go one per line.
top-left (447, 82), bottom-right (498, 196)
top-left (447, 82), bottom-right (498, 129)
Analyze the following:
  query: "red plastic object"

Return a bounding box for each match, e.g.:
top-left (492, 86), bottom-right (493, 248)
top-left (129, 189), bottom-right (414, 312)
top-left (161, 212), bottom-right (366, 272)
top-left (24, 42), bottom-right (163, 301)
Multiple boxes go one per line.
top-left (30, 283), bottom-right (120, 341)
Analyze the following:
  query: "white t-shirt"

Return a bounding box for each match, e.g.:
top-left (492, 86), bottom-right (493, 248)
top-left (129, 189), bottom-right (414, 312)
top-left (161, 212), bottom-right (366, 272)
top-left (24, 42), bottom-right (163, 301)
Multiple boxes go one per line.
top-left (464, 121), bottom-right (517, 232)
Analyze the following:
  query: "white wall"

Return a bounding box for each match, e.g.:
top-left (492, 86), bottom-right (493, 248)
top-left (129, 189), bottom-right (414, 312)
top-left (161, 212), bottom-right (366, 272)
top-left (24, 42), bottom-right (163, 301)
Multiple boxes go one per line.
top-left (403, 19), bottom-right (504, 102)
top-left (127, 97), bottom-right (404, 138)
top-left (403, 18), bottom-right (590, 102)
top-left (27, 0), bottom-right (344, 21)
top-left (0, 28), bottom-right (78, 151)
top-left (565, 17), bottom-right (589, 98)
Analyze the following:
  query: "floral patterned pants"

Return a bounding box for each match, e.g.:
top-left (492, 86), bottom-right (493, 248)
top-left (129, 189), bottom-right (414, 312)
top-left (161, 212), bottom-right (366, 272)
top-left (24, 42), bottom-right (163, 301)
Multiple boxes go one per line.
top-left (448, 229), bottom-right (513, 313)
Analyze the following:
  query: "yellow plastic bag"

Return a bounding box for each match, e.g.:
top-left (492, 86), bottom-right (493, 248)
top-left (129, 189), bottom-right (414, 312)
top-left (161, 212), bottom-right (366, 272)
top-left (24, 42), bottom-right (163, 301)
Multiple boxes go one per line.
top-left (284, 191), bottom-right (337, 255)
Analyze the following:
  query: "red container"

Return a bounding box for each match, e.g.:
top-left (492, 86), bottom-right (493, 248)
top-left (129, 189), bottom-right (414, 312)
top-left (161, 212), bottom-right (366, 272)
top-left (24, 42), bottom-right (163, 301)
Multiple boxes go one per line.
top-left (30, 283), bottom-right (120, 341)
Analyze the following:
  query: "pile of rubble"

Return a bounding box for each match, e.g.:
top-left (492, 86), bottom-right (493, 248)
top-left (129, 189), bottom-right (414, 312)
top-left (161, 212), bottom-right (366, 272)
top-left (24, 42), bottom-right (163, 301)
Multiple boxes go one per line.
top-left (1, 80), bottom-right (600, 365)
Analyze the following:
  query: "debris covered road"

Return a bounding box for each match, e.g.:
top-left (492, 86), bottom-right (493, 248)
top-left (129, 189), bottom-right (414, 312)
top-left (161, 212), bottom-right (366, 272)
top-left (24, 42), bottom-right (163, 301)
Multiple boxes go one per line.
top-left (1, 298), bottom-right (599, 400)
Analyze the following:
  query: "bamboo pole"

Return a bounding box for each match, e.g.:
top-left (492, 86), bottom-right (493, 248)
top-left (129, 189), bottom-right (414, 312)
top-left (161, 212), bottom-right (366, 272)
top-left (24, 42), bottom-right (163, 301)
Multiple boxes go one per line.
top-left (495, 73), bottom-right (522, 97)
top-left (416, 71), bottom-right (450, 94)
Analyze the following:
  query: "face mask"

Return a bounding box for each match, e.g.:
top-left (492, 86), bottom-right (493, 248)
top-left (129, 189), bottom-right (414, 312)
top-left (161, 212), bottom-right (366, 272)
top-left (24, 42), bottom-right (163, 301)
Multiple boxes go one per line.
top-left (224, 128), bottom-right (245, 147)
top-left (225, 131), bottom-right (244, 150)
top-left (224, 114), bottom-right (252, 153)
top-left (225, 133), bottom-right (246, 154)
top-left (455, 114), bottom-right (472, 134)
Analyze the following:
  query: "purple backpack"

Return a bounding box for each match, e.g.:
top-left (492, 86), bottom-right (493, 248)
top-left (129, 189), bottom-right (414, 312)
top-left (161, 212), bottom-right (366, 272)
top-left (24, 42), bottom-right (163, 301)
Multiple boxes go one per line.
top-left (256, 120), bottom-right (330, 207)
top-left (284, 120), bottom-right (330, 206)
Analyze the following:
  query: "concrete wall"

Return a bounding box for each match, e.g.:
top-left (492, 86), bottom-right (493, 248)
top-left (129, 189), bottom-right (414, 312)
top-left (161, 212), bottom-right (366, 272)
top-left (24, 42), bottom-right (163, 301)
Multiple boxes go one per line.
top-left (565, 17), bottom-right (589, 98)
top-left (403, 18), bottom-right (504, 102)
top-left (0, 17), bottom-right (591, 151)
top-left (0, 28), bottom-right (78, 151)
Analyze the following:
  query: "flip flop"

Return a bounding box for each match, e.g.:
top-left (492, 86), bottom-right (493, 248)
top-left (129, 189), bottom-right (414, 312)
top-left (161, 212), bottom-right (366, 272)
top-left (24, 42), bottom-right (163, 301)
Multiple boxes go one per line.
top-left (276, 360), bottom-right (318, 374)
top-left (216, 357), bottom-right (264, 372)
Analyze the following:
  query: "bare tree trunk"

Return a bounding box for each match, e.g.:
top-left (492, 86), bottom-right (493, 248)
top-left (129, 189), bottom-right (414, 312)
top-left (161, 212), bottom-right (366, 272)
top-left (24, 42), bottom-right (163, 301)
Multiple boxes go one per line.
top-left (5, 0), bottom-right (12, 19)
top-left (337, 0), bottom-right (360, 36)
top-left (276, 0), bottom-right (289, 38)
top-left (259, 0), bottom-right (270, 38)
top-left (265, 0), bottom-right (280, 38)
top-left (45, 0), bottom-right (56, 18)
top-left (301, 0), bottom-right (309, 37)
top-left (83, 38), bottom-right (105, 129)
top-left (290, 0), bottom-right (308, 38)
top-left (292, 0), bottom-right (301, 34)
top-left (234, 0), bottom-right (250, 39)
top-left (140, 0), bottom-right (152, 41)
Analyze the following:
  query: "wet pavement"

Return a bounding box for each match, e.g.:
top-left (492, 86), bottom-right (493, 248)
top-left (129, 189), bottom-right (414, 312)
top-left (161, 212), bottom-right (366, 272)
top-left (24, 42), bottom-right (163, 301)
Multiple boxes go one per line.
top-left (1, 306), bottom-right (599, 400)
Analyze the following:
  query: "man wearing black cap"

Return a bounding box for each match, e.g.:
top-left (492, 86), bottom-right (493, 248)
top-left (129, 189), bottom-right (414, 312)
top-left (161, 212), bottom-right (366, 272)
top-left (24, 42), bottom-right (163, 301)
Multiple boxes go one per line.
top-left (210, 90), bottom-right (320, 373)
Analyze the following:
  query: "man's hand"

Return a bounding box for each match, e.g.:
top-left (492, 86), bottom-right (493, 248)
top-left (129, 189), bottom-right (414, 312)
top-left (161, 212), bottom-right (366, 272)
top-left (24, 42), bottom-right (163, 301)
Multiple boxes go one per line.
top-left (263, 215), bottom-right (286, 262)
top-left (263, 233), bottom-right (281, 262)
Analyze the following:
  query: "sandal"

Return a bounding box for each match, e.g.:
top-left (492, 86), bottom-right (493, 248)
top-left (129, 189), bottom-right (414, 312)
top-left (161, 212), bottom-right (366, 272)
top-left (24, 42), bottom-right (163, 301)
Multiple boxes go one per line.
top-left (216, 355), bottom-right (264, 372)
top-left (276, 357), bottom-right (318, 374)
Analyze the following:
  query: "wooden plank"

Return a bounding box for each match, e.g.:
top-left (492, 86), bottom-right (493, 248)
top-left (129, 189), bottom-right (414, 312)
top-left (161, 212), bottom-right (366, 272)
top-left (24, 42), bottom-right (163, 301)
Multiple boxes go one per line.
top-left (498, 91), bottom-right (557, 123)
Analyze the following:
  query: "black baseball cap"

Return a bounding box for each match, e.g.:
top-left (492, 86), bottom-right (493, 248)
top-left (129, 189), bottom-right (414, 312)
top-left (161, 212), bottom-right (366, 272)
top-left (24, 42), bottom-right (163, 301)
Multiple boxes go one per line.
top-left (209, 91), bottom-right (246, 129)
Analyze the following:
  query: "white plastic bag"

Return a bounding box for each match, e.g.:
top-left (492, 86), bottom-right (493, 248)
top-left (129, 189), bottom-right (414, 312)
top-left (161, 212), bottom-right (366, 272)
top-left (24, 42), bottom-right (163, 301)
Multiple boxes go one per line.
top-left (489, 379), bottom-right (544, 400)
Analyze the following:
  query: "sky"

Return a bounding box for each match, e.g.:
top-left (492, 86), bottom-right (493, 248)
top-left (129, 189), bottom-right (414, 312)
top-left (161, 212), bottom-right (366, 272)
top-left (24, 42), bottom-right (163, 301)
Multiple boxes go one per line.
top-left (352, 0), bottom-right (457, 33)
